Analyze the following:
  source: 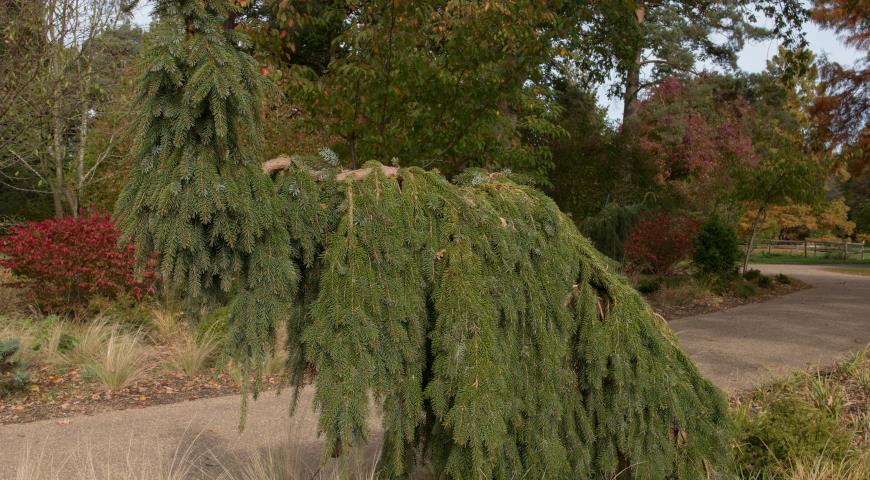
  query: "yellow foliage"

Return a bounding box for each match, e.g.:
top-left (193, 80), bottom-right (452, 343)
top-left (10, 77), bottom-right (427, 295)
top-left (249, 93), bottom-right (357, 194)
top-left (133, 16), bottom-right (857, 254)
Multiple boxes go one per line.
top-left (739, 199), bottom-right (856, 237)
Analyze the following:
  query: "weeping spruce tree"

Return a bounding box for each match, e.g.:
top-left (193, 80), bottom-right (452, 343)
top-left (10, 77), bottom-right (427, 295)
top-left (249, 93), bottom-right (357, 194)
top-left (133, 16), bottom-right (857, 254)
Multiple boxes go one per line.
top-left (118, 1), bottom-right (731, 478)
top-left (114, 0), bottom-right (296, 392)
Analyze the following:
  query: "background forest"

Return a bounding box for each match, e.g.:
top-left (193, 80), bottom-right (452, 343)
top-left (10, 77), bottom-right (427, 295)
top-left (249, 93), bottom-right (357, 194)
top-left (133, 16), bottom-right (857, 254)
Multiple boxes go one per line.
top-left (1, 0), bottom-right (867, 248)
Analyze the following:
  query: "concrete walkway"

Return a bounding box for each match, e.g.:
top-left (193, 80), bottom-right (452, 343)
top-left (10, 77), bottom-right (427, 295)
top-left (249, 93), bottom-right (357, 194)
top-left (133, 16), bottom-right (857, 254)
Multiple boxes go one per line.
top-left (2, 264), bottom-right (869, 479)
top-left (671, 264), bottom-right (870, 392)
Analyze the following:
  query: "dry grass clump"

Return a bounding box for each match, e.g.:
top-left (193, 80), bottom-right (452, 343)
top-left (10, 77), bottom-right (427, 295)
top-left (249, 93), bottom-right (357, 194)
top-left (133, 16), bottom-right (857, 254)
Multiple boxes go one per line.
top-left (16, 432), bottom-right (383, 480)
top-left (0, 321), bottom-right (39, 368)
top-left (150, 307), bottom-right (186, 343)
top-left (87, 329), bottom-right (150, 391)
top-left (65, 319), bottom-right (113, 366)
top-left (35, 320), bottom-right (73, 367)
top-left (650, 279), bottom-right (720, 308)
top-left (15, 436), bottom-right (202, 480)
top-left (168, 331), bottom-right (219, 376)
top-left (0, 267), bottom-right (24, 316)
top-left (780, 451), bottom-right (870, 480)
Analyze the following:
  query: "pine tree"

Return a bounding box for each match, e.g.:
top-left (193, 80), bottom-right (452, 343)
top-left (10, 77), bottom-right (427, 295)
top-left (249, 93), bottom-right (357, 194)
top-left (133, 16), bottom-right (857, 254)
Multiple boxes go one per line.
top-left (114, 0), bottom-right (297, 398)
top-left (119, 2), bottom-right (731, 477)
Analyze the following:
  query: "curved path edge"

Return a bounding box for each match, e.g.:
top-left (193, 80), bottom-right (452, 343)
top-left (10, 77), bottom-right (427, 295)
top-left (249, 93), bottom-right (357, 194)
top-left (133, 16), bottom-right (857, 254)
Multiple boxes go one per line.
top-left (671, 264), bottom-right (870, 393)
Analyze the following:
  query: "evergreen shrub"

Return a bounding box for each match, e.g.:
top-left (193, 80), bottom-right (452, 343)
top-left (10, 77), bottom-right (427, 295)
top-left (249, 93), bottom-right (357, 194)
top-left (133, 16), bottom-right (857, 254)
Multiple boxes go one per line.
top-left (0, 212), bottom-right (157, 314)
top-left (743, 269), bottom-right (762, 281)
top-left (117, 2), bottom-right (734, 478)
top-left (775, 273), bottom-right (792, 284)
top-left (692, 218), bottom-right (741, 278)
top-left (579, 202), bottom-right (643, 261)
top-left (264, 160), bottom-right (732, 479)
top-left (636, 278), bottom-right (661, 294)
top-left (624, 213), bottom-right (699, 274)
top-left (756, 275), bottom-right (772, 289)
top-left (0, 338), bottom-right (30, 394)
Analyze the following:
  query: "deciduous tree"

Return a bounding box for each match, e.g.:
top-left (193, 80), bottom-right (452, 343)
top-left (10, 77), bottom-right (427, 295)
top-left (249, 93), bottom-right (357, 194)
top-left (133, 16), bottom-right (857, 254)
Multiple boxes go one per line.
top-left (247, 0), bottom-right (592, 181)
top-left (0, 0), bottom-right (140, 218)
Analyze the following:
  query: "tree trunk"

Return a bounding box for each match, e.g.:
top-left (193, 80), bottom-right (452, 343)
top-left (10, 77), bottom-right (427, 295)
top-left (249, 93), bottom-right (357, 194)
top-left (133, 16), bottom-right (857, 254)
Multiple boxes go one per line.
top-left (73, 33), bottom-right (97, 217)
top-left (50, 82), bottom-right (67, 219)
top-left (742, 204), bottom-right (767, 274)
top-left (618, 4), bottom-right (646, 188)
top-left (621, 5), bottom-right (646, 126)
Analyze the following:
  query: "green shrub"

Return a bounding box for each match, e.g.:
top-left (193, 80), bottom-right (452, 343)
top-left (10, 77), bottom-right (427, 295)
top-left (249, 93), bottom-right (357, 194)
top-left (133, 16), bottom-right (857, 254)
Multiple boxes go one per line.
top-left (196, 307), bottom-right (228, 347)
top-left (692, 217), bottom-right (742, 278)
top-left (732, 281), bottom-right (756, 299)
top-left (92, 296), bottom-right (154, 329)
top-left (756, 275), bottom-right (772, 289)
top-left (743, 269), bottom-right (762, 281)
top-left (0, 337), bottom-right (19, 363)
top-left (0, 337), bottom-right (30, 394)
top-left (775, 273), bottom-right (792, 284)
top-left (579, 202), bottom-right (644, 261)
top-left (636, 278), bottom-right (661, 294)
top-left (734, 395), bottom-right (853, 477)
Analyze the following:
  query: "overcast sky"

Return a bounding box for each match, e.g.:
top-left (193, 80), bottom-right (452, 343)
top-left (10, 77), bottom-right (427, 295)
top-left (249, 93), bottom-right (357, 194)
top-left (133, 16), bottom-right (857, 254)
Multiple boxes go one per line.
top-left (132, 2), bottom-right (864, 121)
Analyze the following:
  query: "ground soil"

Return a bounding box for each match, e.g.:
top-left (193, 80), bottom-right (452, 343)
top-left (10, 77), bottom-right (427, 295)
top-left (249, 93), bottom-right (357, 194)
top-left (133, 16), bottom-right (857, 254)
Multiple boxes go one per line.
top-left (0, 365), bottom-right (244, 425)
top-left (651, 278), bottom-right (809, 320)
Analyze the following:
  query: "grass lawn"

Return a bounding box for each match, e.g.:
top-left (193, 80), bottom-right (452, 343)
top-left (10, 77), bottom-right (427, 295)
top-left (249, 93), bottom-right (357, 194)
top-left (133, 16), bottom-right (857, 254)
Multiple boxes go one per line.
top-left (823, 267), bottom-right (870, 276)
top-left (749, 253), bottom-right (870, 265)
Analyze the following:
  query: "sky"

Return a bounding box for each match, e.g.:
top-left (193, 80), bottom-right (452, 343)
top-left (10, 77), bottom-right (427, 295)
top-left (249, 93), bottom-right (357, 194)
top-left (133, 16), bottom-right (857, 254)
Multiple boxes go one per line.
top-left (133, 2), bottom-right (864, 121)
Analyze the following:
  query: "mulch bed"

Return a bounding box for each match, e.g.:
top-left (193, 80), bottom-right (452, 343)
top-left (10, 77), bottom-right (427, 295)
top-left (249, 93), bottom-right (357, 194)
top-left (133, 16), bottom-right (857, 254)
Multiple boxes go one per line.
top-left (0, 365), bottom-right (256, 425)
top-left (651, 279), bottom-right (809, 320)
top-left (2, 279), bottom-right (810, 426)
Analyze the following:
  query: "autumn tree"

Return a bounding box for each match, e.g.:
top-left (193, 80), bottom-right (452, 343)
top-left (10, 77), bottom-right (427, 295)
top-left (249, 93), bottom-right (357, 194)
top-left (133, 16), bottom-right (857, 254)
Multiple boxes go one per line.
top-left (577, 0), bottom-right (809, 125)
top-left (0, 0), bottom-right (140, 218)
top-left (734, 62), bottom-right (829, 272)
top-left (246, 0), bottom-right (599, 181)
top-left (742, 199), bottom-right (856, 239)
top-left (812, 0), bottom-right (870, 236)
top-left (632, 74), bottom-right (757, 215)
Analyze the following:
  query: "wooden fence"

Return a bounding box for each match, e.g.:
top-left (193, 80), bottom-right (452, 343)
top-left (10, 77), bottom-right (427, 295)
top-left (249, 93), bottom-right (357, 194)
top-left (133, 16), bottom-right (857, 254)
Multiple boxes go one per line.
top-left (744, 238), bottom-right (866, 261)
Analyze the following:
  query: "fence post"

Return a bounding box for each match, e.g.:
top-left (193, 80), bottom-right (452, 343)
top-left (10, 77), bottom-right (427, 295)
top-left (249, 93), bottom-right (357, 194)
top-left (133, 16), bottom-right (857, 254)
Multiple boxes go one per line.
top-left (767, 239), bottom-right (772, 255)
top-left (804, 240), bottom-right (808, 257)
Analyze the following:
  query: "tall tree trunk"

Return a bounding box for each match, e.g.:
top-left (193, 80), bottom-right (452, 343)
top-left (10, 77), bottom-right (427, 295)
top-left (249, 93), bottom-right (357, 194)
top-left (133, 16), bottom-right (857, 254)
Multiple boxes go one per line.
top-left (621, 4), bottom-right (646, 126)
top-left (73, 98), bottom-right (89, 217)
top-left (73, 31), bottom-right (97, 218)
top-left (50, 81), bottom-right (67, 219)
top-left (742, 204), bottom-right (768, 274)
top-left (618, 4), bottom-right (646, 189)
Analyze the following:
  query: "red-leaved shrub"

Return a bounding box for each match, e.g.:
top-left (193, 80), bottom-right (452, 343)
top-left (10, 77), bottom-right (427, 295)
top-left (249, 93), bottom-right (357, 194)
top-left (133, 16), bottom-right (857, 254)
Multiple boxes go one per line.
top-left (624, 213), bottom-right (699, 274)
top-left (0, 212), bottom-right (157, 314)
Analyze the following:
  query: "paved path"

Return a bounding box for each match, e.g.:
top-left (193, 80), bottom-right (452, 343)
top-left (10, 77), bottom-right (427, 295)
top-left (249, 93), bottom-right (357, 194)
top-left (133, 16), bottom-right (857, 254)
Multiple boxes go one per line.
top-left (2, 264), bottom-right (869, 479)
top-left (671, 264), bottom-right (870, 392)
